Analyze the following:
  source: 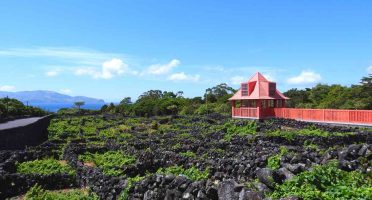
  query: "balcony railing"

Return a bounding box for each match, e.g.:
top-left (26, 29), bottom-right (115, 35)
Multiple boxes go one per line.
top-left (232, 107), bottom-right (258, 118)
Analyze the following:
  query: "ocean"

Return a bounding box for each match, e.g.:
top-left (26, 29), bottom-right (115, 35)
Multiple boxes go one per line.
top-left (29, 103), bottom-right (105, 112)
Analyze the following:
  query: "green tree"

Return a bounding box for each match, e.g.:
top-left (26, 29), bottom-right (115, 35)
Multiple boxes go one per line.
top-left (74, 101), bottom-right (85, 110)
top-left (309, 84), bottom-right (331, 108)
top-left (284, 88), bottom-right (312, 108)
top-left (318, 85), bottom-right (347, 109)
top-left (204, 83), bottom-right (235, 103)
top-left (120, 97), bottom-right (132, 105)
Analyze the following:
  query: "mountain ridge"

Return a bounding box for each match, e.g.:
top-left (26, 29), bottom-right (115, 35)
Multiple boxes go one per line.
top-left (0, 90), bottom-right (105, 105)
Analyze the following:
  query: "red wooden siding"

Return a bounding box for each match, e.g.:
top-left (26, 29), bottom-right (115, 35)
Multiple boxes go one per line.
top-left (232, 107), bottom-right (372, 125)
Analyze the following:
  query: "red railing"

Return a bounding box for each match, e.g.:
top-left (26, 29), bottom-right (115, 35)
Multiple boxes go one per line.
top-left (232, 107), bottom-right (372, 125)
top-left (232, 107), bottom-right (258, 118)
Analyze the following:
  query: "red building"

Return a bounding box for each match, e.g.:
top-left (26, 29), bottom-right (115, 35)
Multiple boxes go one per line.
top-left (229, 72), bottom-right (372, 125)
top-left (229, 72), bottom-right (289, 119)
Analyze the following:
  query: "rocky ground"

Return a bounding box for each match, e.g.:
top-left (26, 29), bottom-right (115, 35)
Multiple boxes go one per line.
top-left (0, 114), bottom-right (371, 199)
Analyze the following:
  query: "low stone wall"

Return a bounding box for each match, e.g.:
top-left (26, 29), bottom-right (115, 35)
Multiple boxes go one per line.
top-left (0, 115), bottom-right (52, 150)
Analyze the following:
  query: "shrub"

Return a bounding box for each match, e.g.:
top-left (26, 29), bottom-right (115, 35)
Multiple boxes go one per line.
top-left (157, 165), bottom-right (209, 181)
top-left (25, 184), bottom-right (98, 200)
top-left (179, 151), bottom-right (197, 158)
top-left (194, 103), bottom-right (216, 115)
top-left (79, 151), bottom-right (136, 176)
top-left (223, 120), bottom-right (257, 141)
top-left (17, 159), bottom-right (75, 176)
top-left (267, 146), bottom-right (288, 170)
top-left (213, 103), bottom-right (231, 115)
top-left (118, 175), bottom-right (145, 200)
top-left (303, 141), bottom-right (319, 151)
top-left (270, 160), bottom-right (372, 199)
top-left (266, 128), bottom-right (354, 141)
top-left (179, 104), bottom-right (199, 115)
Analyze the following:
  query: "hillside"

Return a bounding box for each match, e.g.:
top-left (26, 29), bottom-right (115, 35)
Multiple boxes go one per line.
top-left (0, 90), bottom-right (105, 105)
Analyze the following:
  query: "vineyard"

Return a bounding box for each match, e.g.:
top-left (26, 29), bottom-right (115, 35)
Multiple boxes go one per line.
top-left (0, 114), bottom-right (371, 199)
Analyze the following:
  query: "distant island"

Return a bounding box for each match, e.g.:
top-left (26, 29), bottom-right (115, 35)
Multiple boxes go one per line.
top-left (0, 90), bottom-right (105, 112)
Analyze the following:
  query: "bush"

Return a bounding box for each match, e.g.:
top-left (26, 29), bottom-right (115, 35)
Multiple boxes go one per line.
top-left (223, 120), bottom-right (257, 141)
top-left (179, 104), bottom-right (199, 115)
top-left (25, 184), bottom-right (98, 200)
top-left (118, 175), bottom-right (146, 200)
top-left (270, 160), bottom-right (372, 199)
top-left (266, 127), bottom-right (354, 141)
top-left (17, 159), bottom-right (75, 176)
top-left (194, 104), bottom-right (215, 115)
top-left (267, 146), bottom-right (288, 170)
top-left (157, 165), bottom-right (209, 181)
top-left (213, 103), bottom-right (231, 115)
top-left (179, 151), bottom-right (197, 158)
top-left (79, 151), bottom-right (136, 176)
top-left (0, 97), bottom-right (47, 118)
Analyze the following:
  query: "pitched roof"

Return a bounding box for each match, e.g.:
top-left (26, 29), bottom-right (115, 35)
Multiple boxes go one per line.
top-left (229, 72), bottom-right (289, 100)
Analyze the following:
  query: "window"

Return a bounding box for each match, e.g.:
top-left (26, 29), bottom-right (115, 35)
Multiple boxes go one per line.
top-left (276, 100), bottom-right (282, 108)
top-left (251, 100), bottom-right (256, 107)
top-left (241, 83), bottom-right (248, 96)
top-left (261, 100), bottom-right (266, 108)
top-left (269, 100), bottom-right (274, 108)
top-left (269, 83), bottom-right (276, 96)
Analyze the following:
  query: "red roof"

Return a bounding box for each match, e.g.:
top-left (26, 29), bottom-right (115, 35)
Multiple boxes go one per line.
top-left (229, 72), bottom-right (289, 100)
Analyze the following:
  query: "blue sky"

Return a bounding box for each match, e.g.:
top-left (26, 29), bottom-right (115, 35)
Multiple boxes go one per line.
top-left (0, 0), bottom-right (371, 102)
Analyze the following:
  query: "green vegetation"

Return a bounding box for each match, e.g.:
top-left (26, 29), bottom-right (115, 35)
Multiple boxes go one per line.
top-left (223, 120), bottom-right (257, 141)
top-left (266, 127), bottom-right (354, 141)
top-left (25, 184), bottom-right (98, 200)
top-left (267, 146), bottom-right (288, 170)
top-left (17, 159), bottom-right (75, 176)
top-left (179, 151), bottom-right (197, 158)
top-left (74, 101), bottom-right (85, 111)
top-left (118, 175), bottom-right (146, 200)
top-left (91, 74), bottom-right (372, 117)
top-left (284, 74), bottom-right (372, 109)
top-left (0, 97), bottom-right (46, 119)
top-left (48, 116), bottom-right (116, 139)
top-left (100, 127), bottom-right (132, 139)
top-left (157, 165), bottom-right (209, 181)
top-left (270, 161), bottom-right (372, 200)
top-left (304, 141), bottom-right (319, 151)
top-left (79, 151), bottom-right (136, 176)
top-left (99, 83), bottom-right (235, 117)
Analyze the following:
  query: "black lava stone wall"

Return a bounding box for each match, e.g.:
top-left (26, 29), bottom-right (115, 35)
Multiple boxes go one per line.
top-left (0, 116), bottom-right (52, 150)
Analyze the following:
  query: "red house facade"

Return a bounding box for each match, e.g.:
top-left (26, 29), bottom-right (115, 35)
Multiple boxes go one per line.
top-left (229, 72), bottom-right (372, 125)
top-left (229, 72), bottom-right (289, 119)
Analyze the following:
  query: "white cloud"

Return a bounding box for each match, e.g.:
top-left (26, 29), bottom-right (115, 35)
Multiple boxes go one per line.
top-left (0, 85), bottom-right (16, 91)
top-left (230, 76), bottom-right (245, 85)
top-left (59, 89), bottom-right (72, 94)
top-left (100, 58), bottom-right (127, 79)
top-left (367, 66), bottom-right (372, 73)
top-left (0, 47), bottom-right (123, 65)
top-left (74, 68), bottom-right (97, 76)
top-left (74, 58), bottom-right (132, 79)
top-left (167, 72), bottom-right (200, 82)
top-left (287, 70), bottom-right (321, 84)
top-left (45, 69), bottom-right (61, 77)
top-left (142, 59), bottom-right (180, 75)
